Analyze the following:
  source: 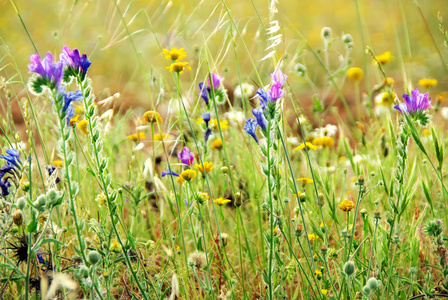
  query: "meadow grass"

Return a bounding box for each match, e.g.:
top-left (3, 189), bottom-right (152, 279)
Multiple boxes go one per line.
top-left (1, 0), bottom-right (448, 299)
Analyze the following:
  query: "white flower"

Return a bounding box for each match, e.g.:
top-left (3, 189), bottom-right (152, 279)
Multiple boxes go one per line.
top-left (314, 124), bottom-right (338, 138)
top-left (224, 111), bottom-right (246, 123)
top-left (441, 107), bottom-right (448, 120)
top-left (287, 137), bottom-right (299, 145)
top-left (234, 83), bottom-right (255, 99)
top-left (374, 92), bottom-right (396, 116)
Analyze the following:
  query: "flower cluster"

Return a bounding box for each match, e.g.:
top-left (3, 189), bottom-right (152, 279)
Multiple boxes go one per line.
top-left (198, 73), bottom-right (225, 107)
top-left (394, 88), bottom-right (432, 126)
top-left (0, 149), bottom-right (21, 196)
top-left (164, 48), bottom-right (191, 74)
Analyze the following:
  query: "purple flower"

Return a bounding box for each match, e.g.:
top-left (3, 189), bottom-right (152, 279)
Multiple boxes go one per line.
top-left (162, 169), bottom-right (180, 177)
top-left (270, 69), bottom-right (287, 87)
top-left (268, 83), bottom-right (284, 101)
top-left (202, 112), bottom-right (211, 127)
top-left (252, 108), bottom-right (268, 132)
top-left (207, 73), bottom-right (221, 89)
top-left (198, 82), bottom-right (209, 106)
top-left (394, 88), bottom-right (431, 114)
top-left (0, 149), bottom-right (20, 168)
top-left (60, 46), bottom-right (92, 77)
top-left (178, 147), bottom-right (194, 166)
top-left (62, 90), bottom-right (84, 124)
top-left (28, 52), bottom-right (63, 88)
top-left (244, 118), bottom-right (259, 143)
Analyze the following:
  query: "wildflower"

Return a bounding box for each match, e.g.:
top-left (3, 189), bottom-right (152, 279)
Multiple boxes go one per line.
top-left (188, 250), bottom-right (207, 269)
top-left (161, 169), bottom-right (180, 177)
top-left (347, 67), bottom-right (364, 82)
top-left (244, 119), bottom-right (259, 143)
top-left (95, 193), bottom-right (107, 206)
top-left (220, 233), bottom-right (229, 246)
top-left (441, 107), bottom-right (448, 120)
top-left (312, 136), bottom-right (334, 147)
top-left (166, 62), bottom-right (191, 74)
top-left (214, 197), bottom-right (231, 206)
top-left (374, 92), bottom-right (396, 115)
top-left (69, 115), bottom-right (80, 125)
top-left (202, 112), bottom-right (211, 127)
top-left (198, 82), bottom-right (210, 106)
top-left (418, 78), bottom-right (437, 88)
top-left (61, 90), bottom-right (84, 124)
top-left (295, 142), bottom-right (319, 151)
top-left (343, 261), bottom-right (355, 276)
top-left (394, 88), bottom-right (431, 114)
top-left (308, 234), bottom-right (316, 241)
top-left (315, 269), bottom-right (322, 276)
top-left (162, 48), bottom-right (187, 61)
top-left (206, 73), bottom-right (222, 89)
top-left (321, 289), bottom-right (328, 296)
top-left (28, 52), bottom-right (63, 91)
top-left (423, 219), bottom-right (443, 238)
top-left (211, 139), bottom-right (223, 150)
top-left (210, 119), bottom-right (229, 130)
top-left (252, 108), bottom-right (268, 132)
top-left (297, 177), bottom-right (313, 184)
top-left (0, 149), bottom-right (21, 168)
top-left (375, 51), bottom-right (393, 64)
top-left (5, 236), bottom-right (29, 264)
top-left (127, 132), bottom-right (145, 142)
top-left (141, 110), bottom-right (162, 124)
top-left (338, 199), bottom-right (355, 212)
top-left (110, 240), bottom-right (122, 253)
top-left (178, 147), bottom-right (194, 166)
top-left (179, 169), bottom-right (196, 182)
top-left (234, 83), bottom-right (255, 99)
top-left (204, 128), bottom-right (212, 144)
top-left (77, 120), bottom-right (89, 135)
top-left (295, 63), bottom-right (307, 77)
top-left (59, 46), bottom-right (92, 79)
top-left (321, 27), bottom-right (332, 39)
top-left (52, 160), bottom-right (63, 167)
top-left (257, 88), bottom-right (271, 110)
top-left (194, 161), bottom-right (214, 175)
top-left (154, 134), bottom-right (169, 141)
top-left (197, 192), bottom-right (209, 204)
top-left (271, 68), bottom-right (287, 86)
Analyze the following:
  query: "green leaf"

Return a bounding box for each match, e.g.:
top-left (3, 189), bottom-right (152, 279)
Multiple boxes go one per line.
top-left (196, 236), bottom-right (204, 252)
top-left (422, 181), bottom-right (434, 214)
top-left (41, 238), bottom-right (63, 246)
top-left (26, 220), bottom-right (38, 233)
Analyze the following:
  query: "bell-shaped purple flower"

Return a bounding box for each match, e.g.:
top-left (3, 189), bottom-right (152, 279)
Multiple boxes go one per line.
top-left (202, 112), bottom-right (211, 128)
top-left (207, 73), bottom-right (222, 89)
top-left (252, 108), bottom-right (268, 132)
top-left (244, 118), bottom-right (259, 143)
top-left (204, 128), bottom-right (212, 144)
top-left (0, 149), bottom-right (21, 168)
top-left (394, 88), bottom-right (432, 114)
top-left (268, 83), bottom-right (284, 101)
top-left (178, 147), bottom-right (194, 166)
top-left (198, 82), bottom-right (209, 106)
top-left (257, 88), bottom-right (271, 111)
top-left (62, 90), bottom-right (84, 124)
top-left (28, 52), bottom-right (63, 88)
top-left (60, 46), bottom-right (92, 76)
top-left (270, 69), bottom-right (287, 87)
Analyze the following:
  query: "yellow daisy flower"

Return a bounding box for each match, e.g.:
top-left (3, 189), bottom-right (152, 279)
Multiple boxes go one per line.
top-left (213, 198), bottom-right (231, 206)
top-left (127, 132), bottom-right (145, 142)
top-left (194, 161), bottom-right (214, 174)
top-left (338, 199), bottom-right (355, 212)
top-left (374, 51), bottom-right (393, 65)
top-left (166, 62), bottom-right (191, 74)
top-left (297, 177), bottom-right (313, 184)
top-left (52, 160), bottom-right (63, 167)
top-left (418, 78), bottom-right (438, 88)
top-left (154, 134), bottom-right (169, 141)
top-left (347, 67), bottom-right (363, 82)
top-left (312, 136), bottom-right (334, 147)
top-left (78, 120), bottom-right (89, 135)
top-left (295, 142), bottom-right (320, 151)
top-left (211, 139), bottom-right (223, 150)
top-left (141, 110), bottom-right (162, 124)
top-left (179, 169), bottom-right (197, 182)
top-left (162, 48), bottom-right (187, 61)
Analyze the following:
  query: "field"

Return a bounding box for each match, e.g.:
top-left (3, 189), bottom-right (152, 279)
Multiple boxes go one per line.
top-left (1, 0), bottom-right (448, 299)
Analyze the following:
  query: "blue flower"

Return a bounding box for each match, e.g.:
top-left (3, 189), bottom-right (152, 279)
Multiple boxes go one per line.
top-left (204, 128), bottom-right (212, 144)
top-left (394, 88), bottom-right (432, 114)
top-left (62, 90), bottom-right (84, 124)
top-left (244, 118), bottom-right (259, 143)
top-left (28, 52), bottom-right (63, 89)
top-left (162, 169), bottom-right (180, 177)
top-left (0, 149), bottom-right (21, 168)
top-left (198, 82), bottom-right (209, 106)
top-left (202, 112), bottom-right (211, 127)
top-left (60, 46), bottom-right (92, 77)
top-left (252, 108), bottom-right (268, 132)
top-left (0, 177), bottom-right (11, 196)
top-left (257, 88), bottom-right (271, 111)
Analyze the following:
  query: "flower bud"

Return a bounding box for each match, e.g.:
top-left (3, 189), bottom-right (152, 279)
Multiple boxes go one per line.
top-left (294, 63), bottom-right (307, 77)
top-left (79, 265), bottom-right (89, 278)
top-left (321, 27), bottom-right (332, 40)
top-left (295, 224), bottom-right (303, 237)
top-left (87, 251), bottom-right (101, 265)
top-left (362, 286), bottom-right (371, 296)
top-left (12, 210), bottom-right (23, 226)
top-left (344, 261), bottom-right (355, 276)
top-left (374, 210), bottom-right (381, 220)
top-left (360, 208), bottom-right (367, 217)
top-left (17, 197), bottom-right (26, 210)
top-left (367, 277), bottom-right (378, 291)
top-left (342, 33), bottom-right (353, 44)
top-left (221, 166), bottom-right (228, 173)
top-left (220, 233), bottom-right (229, 247)
top-left (110, 240), bottom-right (122, 253)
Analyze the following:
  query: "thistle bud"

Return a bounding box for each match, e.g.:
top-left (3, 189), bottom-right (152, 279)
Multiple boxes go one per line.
top-left (220, 233), bottom-right (229, 247)
top-left (12, 210), bottom-right (23, 226)
top-left (87, 251), bottom-right (101, 265)
top-left (367, 277), bottom-right (378, 291)
top-left (374, 210), bottom-right (381, 220)
top-left (357, 175), bottom-right (365, 185)
top-left (296, 224), bottom-right (303, 237)
top-left (342, 33), bottom-right (353, 44)
top-left (17, 197), bottom-right (26, 210)
top-left (343, 261), bottom-right (355, 276)
top-left (79, 266), bottom-right (89, 278)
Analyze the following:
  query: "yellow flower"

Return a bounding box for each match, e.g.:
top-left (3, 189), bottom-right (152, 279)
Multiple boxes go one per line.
top-left (154, 134), bottom-right (169, 141)
top-left (213, 197), bottom-right (231, 206)
top-left (176, 176), bottom-right (185, 184)
top-left (52, 160), bottom-right (63, 167)
top-left (273, 227), bottom-right (279, 235)
top-left (110, 240), bottom-right (122, 253)
top-left (211, 139), bottom-right (223, 150)
top-left (378, 92), bottom-right (396, 107)
top-left (141, 110), bottom-right (162, 124)
top-left (321, 289), bottom-right (328, 296)
top-left (210, 119), bottom-right (229, 130)
top-left (196, 117), bottom-right (204, 125)
top-left (418, 78), bottom-right (438, 88)
top-left (194, 162), bottom-right (214, 174)
top-left (312, 136), bottom-right (334, 147)
top-left (197, 192), bottom-right (209, 201)
top-left (295, 142), bottom-right (320, 151)
top-left (162, 48), bottom-right (187, 61)
top-left (77, 120), bottom-right (89, 135)
top-left (375, 51), bottom-right (393, 65)
top-left (74, 105), bottom-right (84, 115)
top-left (338, 199), bottom-right (355, 212)
top-left (384, 77), bottom-right (395, 86)
top-left (179, 169), bottom-right (197, 182)
top-left (320, 222), bottom-right (325, 228)
top-left (69, 115), bottom-right (80, 125)
top-left (315, 269), bottom-right (322, 276)
top-left (347, 67), bottom-right (363, 82)
top-left (166, 61), bottom-right (191, 74)
top-left (422, 129), bottom-right (431, 137)
top-left (308, 234), bottom-right (316, 241)
top-left (297, 177), bottom-right (313, 184)
top-left (127, 132), bottom-right (145, 142)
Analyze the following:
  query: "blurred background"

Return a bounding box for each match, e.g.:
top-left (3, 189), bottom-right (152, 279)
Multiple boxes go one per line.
top-left (1, 0), bottom-right (447, 113)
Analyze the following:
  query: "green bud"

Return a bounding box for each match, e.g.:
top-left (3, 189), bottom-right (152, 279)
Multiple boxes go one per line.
top-left (367, 277), bottom-right (378, 291)
top-left (17, 197), bottom-right (26, 210)
top-left (79, 266), bottom-right (89, 278)
top-left (343, 261), bottom-right (355, 276)
top-left (87, 251), bottom-right (101, 265)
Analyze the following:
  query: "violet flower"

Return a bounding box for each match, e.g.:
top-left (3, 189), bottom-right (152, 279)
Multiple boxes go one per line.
top-left (394, 88), bottom-right (432, 114)
top-left (60, 46), bottom-right (92, 78)
top-left (244, 118), bottom-right (259, 143)
top-left (178, 147), bottom-right (194, 166)
top-left (28, 52), bottom-right (63, 89)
